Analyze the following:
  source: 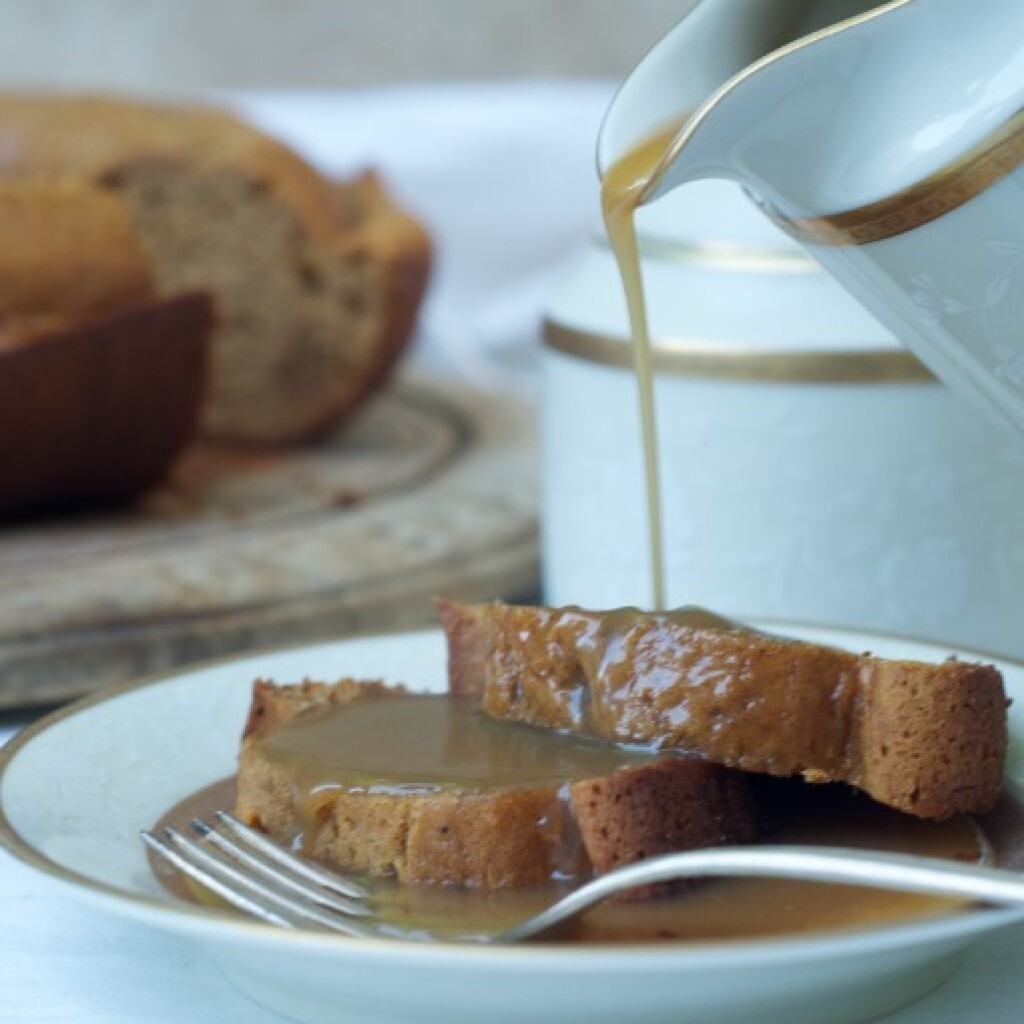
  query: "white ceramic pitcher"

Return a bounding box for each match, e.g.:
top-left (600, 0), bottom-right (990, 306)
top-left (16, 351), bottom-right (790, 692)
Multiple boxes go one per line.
top-left (599, 0), bottom-right (1024, 434)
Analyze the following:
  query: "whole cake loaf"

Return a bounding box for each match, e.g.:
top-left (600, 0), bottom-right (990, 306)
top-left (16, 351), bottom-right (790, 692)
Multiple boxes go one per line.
top-left (0, 93), bottom-right (431, 444)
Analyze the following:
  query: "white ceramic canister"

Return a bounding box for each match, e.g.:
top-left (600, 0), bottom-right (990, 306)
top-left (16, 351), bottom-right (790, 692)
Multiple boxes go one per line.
top-left (541, 180), bottom-right (1024, 658)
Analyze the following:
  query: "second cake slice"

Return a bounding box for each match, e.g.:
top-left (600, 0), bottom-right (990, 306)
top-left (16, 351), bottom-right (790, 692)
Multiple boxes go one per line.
top-left (437, 599), bottom-right (1009, 820)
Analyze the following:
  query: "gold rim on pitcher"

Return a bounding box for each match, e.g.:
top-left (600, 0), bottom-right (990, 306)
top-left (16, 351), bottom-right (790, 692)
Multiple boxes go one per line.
top-left (772, 109), bottom-right (1024, 247)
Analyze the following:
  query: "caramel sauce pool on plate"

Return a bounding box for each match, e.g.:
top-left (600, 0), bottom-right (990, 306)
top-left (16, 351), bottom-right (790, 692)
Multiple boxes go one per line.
top-left (152, 773), bottom-right (989, 944)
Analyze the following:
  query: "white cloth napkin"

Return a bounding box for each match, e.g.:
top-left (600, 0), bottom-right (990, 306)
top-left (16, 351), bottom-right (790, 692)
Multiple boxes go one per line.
top-left (2, 82), bottom-right (1024, 1024)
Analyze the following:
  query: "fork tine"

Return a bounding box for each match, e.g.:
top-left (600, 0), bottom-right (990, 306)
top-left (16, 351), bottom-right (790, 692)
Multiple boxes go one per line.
top-left (141, 830), bottom-right (296, 929)
top-left (154, 826), bottom-right (380, 937)
top-left (190, 818), bottom-right (370, 917)
top-left (211, 812), bottom-right (370, 899)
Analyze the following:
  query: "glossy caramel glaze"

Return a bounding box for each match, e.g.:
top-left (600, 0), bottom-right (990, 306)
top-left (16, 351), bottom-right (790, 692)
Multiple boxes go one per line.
top-left (440, 600), bottom-right (1008, 819)
top-left (253, 692), bottom-right (655, 793)
top-left (477, 604), bottom-right (859, 773)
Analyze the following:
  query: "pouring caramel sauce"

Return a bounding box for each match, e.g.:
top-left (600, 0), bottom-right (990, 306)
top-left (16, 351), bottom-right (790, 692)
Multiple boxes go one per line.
top-left (148, 129), bottom-right (1016, 946)
top-left (600, 123), bottom-right (681, 610)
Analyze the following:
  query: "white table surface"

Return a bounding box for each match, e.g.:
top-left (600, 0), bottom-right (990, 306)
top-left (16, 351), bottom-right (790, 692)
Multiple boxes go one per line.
top-left (3, 82), bottom-right (1024, 1023)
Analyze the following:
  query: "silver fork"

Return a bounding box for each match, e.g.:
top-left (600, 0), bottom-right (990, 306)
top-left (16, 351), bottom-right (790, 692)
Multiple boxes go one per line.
top-left (141, 812), bottom-right (1024, 943)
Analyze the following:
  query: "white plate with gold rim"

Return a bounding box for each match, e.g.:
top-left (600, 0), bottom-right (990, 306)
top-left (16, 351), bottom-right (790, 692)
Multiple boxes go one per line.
top-left (1, 624), bottom-right (1023, 1024)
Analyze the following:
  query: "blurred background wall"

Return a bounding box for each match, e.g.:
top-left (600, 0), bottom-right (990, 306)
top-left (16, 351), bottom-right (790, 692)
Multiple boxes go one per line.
top-left (0, 0), bottom-right (692, 91)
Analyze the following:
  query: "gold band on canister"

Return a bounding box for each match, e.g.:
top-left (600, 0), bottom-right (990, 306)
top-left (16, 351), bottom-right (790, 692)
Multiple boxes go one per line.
top-left (543, 321), bottom-right (934, 384)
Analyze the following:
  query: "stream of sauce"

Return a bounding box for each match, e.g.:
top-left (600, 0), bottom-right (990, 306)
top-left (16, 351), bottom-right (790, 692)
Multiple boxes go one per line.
top-left (600, 123), bottom-right (682, 610)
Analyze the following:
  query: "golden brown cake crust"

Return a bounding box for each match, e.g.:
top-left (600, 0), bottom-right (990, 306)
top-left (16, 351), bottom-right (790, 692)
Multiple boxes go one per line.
top-left (0, 176), bottom-right (154, 320)
top-left (235, 678), bottom-right (758, 888)
top-left (571, 758), bottom-right (760, 877)
top-left (0, 93), bottom-right (339, 236)
top-left (437, 599), bottom-right (1009, 819)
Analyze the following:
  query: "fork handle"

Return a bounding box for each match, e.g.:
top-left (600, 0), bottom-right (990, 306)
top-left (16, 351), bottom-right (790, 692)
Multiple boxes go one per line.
top-left (496, 844), bottom-right (1024, 943)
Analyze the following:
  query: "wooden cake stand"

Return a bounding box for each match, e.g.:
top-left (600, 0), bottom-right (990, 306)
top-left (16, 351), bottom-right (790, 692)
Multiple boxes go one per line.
top-left (0, 374), bottom-right (538, 708)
